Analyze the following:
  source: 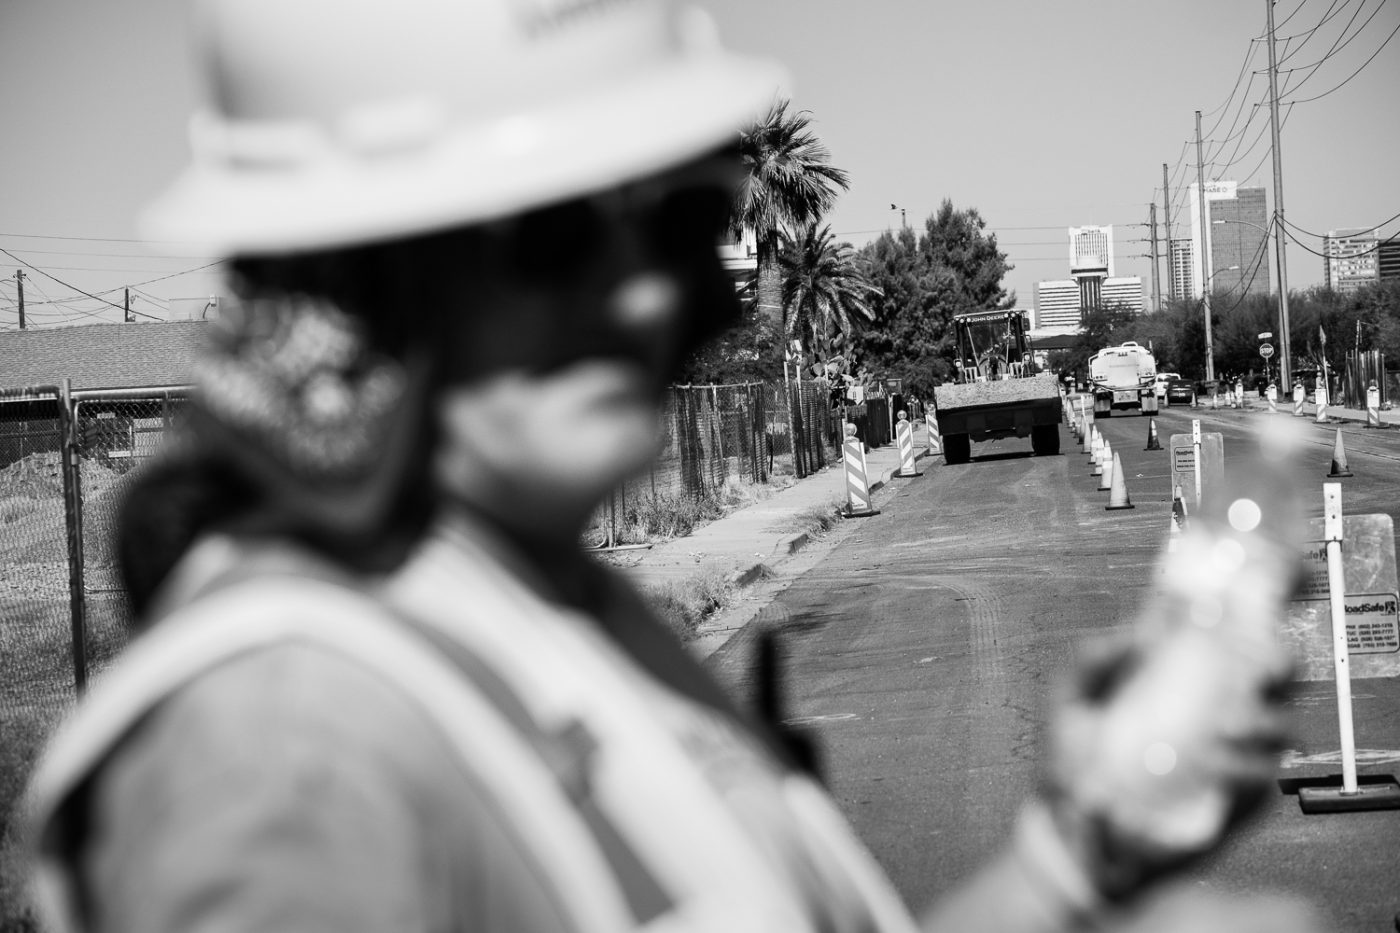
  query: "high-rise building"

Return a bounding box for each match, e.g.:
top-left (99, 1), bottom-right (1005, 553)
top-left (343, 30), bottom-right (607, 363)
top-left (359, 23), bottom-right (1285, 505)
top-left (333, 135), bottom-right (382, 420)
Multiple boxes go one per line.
top-left (1069, 225), bottom-right (1113, 314)
top-left (1101, 277), bottom-right (1144, 313)
top-left (1187, 181), bottom-right (1270, 299)
top-left (1169, 238), bottom-right (1194, 299)
top-left (1379, 236), bottom-right (1400, 282)
top-left (1035, 276), bottom-right (1142, 327)
top-left (1323, 229), bottom-right (1380, 294)
top-left (1033, 280), bottom-right (1080, 329)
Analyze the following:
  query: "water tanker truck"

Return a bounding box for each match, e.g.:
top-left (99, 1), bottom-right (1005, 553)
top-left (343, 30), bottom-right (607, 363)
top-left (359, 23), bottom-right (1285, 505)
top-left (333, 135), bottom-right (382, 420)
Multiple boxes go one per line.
top-left (931, 309), bottom-right (1063, 464)
top-left (1087, 341), bottom-right (1158, 416)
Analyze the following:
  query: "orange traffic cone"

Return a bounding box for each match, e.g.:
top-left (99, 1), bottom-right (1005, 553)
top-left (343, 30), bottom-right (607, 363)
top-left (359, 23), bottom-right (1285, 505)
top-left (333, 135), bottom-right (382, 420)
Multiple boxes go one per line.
top-left (1106, 453), bottom-right (1134, 509)
top-left (1098, 442), bottom-right (1114, 490)
top-left (1144, 418), bottom-right (1161, 451)
top-left (1327, 428), bottom-right (1354, 478)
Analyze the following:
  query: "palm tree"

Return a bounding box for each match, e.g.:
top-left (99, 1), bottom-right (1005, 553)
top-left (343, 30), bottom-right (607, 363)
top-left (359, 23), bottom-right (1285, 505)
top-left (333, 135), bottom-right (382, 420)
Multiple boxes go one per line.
top-left (732, 100), bottom-right (850, 335)
top-left (780, 222), bottom-right (881, 367)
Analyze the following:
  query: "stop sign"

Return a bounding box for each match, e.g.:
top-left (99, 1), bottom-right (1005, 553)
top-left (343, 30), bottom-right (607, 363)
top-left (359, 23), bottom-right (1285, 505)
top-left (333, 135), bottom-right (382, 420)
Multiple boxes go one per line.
top-left (1260, 343), bottom-right (1274, 359)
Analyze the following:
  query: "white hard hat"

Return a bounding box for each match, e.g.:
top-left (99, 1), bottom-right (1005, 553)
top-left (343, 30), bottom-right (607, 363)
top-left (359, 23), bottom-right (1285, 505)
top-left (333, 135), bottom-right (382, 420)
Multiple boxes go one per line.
top-left (142, 0), bottom-right (783, 256)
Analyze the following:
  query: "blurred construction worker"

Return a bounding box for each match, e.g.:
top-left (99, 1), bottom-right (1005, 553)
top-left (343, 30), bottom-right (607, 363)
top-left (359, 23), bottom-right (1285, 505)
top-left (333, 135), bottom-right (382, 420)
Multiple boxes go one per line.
top-left (23, 1), bottom-right (1320, 931)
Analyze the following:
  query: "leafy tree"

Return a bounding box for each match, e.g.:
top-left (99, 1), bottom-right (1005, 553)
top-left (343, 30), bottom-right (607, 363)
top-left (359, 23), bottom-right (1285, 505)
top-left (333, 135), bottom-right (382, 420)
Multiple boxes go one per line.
top-left (851, 201), bottom-right (1012, 397)
top-left (675, 281), bottom-right (784, 384)
top-left (779, 222), bottom-right (880, 367)
top-left (732, 100), bottom-right (849, 335)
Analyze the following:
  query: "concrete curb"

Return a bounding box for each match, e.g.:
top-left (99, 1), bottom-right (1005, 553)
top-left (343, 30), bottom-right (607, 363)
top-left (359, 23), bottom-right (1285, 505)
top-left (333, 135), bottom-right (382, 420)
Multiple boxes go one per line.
top-left (718, 449), bottom-right (933, 597)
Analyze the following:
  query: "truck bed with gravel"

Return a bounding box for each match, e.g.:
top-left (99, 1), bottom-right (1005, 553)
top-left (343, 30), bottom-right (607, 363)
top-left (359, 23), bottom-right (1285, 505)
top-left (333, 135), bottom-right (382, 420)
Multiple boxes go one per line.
top-left (932, 309), bottom-right (1064, 464)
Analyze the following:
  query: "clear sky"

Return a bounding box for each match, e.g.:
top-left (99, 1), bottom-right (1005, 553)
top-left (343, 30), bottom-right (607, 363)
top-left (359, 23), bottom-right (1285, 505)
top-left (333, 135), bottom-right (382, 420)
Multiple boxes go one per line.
top-left (3, 0), bottom-right (1397, 329)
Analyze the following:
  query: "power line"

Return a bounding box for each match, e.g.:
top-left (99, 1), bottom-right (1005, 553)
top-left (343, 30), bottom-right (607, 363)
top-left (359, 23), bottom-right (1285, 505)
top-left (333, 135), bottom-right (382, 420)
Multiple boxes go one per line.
top-left (1277, 0), bottom-right (1353, 63)
top-left (1280, 207), bottom-right (1400, 239)
top-left (1285, 17), bottom-right (1400, 103)
top-left (1277, 0), bottom-right (1388, 93)
top-left (1280, 223), bottom-right (1400, 258)
top-left (0, 248), bottom-right (163, 320)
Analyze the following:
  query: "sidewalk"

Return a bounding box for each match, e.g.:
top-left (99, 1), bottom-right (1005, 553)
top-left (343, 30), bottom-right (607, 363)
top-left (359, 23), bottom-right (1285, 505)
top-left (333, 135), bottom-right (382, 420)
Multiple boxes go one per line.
top-left (604, 426), bottom-right (932, 654)
top-left (1173, 394), bottom-right (1400, 426)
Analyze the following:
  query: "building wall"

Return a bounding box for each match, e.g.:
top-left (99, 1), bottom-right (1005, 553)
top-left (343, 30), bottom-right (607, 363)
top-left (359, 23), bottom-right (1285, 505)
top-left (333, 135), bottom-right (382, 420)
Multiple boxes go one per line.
top-left (1170, 238), bottom-right (1194, 299)
top-left (1034, 280), bottom-right (1081, 329)
top-left (1186, 181), bottom-right (1270, 299)
top-left (1101, 277), bottom-right (1144, 313)
top-left (1209, 187), bottom-right (1270, 298)
top-left (1379, 238), bottom-right (1400, 281)
top-left (1323, 229), bottom-right (1380, 294)
top-left (1069, 225), bottom-right (1114, 277)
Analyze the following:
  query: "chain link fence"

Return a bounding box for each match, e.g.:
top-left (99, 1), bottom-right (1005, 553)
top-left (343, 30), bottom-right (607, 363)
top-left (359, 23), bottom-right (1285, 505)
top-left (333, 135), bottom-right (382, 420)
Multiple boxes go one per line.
top-left (586, 379), bottom-right (847, 547)
top-left (0, 384), bottom-right (188, 929)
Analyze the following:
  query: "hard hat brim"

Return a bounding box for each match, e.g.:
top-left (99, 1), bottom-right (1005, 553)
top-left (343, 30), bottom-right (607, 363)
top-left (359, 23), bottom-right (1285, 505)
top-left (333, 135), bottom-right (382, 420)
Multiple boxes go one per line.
top-left (141, 53), bottom-right (784, 257)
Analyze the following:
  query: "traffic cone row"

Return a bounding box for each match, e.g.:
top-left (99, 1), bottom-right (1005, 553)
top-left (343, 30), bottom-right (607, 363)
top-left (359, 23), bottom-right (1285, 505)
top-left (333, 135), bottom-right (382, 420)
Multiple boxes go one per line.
top-left (1080, 424), bottom-right (1137, 511)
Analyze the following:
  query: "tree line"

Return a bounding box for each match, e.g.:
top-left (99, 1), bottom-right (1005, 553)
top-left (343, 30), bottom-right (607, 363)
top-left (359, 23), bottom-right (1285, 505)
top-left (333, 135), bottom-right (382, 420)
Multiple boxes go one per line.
top-left (681, 98), bottom-right (1400, 399)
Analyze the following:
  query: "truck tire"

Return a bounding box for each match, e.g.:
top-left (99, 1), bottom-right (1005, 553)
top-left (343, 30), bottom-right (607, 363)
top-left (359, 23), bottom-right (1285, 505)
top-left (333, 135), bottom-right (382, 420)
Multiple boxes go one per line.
top-left (943, 434), bottom-right (971, 465)
top-left (1031, 424), bottom-right (1060, 456)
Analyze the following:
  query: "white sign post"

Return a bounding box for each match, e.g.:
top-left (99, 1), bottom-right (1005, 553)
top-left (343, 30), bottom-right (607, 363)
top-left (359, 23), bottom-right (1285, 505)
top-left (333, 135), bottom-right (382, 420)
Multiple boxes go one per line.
top-left (1297, 485), bottom-right (1400, 813)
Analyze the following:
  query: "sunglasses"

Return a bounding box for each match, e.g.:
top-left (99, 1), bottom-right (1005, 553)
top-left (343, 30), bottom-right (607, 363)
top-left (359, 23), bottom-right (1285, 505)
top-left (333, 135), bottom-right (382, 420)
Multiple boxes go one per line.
top-left (484, 160), bottom-right (740, 289)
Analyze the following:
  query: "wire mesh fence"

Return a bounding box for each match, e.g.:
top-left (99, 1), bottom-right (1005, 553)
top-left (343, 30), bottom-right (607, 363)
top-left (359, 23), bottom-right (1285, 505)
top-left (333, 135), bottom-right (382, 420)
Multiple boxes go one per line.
top-left (586, 380), bottom-right (847, 547)
top-left (0, 385), bottom-right (189, 928)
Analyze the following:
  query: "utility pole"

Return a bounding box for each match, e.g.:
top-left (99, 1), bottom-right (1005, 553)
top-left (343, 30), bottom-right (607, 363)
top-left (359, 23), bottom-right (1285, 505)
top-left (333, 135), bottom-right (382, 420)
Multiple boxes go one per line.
top-left (1266, 0), bottom-right (1293, 388)
top-left (124, 288), bottom-right (132, 324)
top-left (1149, 202), bottom-right (1162, 312)
top-left (14, 270), bottom-right (25, 330)
top-left (1162, 163), bottom-right (1174, 302)
top-left (1196, 110), bottom-right (1215, 384)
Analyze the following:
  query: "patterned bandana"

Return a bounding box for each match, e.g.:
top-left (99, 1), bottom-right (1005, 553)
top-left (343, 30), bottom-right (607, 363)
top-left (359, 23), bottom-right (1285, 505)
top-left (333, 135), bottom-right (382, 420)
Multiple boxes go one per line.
top-left (196, 293), bottom-right (408, 481)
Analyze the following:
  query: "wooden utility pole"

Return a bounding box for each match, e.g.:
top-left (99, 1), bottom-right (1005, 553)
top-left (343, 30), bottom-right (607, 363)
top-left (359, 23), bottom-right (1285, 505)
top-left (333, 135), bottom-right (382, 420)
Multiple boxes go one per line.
top-left (124, 288), bottom-right (132, 324)
top-left (1196, 110), bottom-right (1215, 383)
top-left (1149, 202), bottom-right (1162, 312)
top-left (1162, 163), bottom-right (1174, 302)
top-left (1266, 0), bottom-right (1293, 387)
top-left (14, 270), bottom-right (25, 330)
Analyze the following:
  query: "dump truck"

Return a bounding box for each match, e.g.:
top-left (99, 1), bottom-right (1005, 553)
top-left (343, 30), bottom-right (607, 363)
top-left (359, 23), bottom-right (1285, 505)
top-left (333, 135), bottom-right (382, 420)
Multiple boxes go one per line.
top-left (1088, 341), bottom-right (1158, 416)
top-left (931, 309), bottom-right (1064, 464)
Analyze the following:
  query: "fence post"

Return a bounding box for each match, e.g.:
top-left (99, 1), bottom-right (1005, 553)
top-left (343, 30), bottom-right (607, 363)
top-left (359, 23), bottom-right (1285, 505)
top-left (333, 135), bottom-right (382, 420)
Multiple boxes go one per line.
top-left (58, 380), bottom-right (88, 695)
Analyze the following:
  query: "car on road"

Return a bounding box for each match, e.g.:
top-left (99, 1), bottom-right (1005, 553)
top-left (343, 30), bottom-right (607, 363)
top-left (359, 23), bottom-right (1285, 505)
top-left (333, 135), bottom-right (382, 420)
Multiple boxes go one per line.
top-left (1165, 378), bottom-right (1194, 405)
top-left (1154, 371), bottom-right (1181, 401)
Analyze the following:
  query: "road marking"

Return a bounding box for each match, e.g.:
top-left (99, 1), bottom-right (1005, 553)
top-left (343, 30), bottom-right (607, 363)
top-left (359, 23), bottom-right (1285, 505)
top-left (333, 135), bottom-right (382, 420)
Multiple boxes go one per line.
top-left (1281, 748), bottom-right (1400, 767)
top-left (783, 713), bottom-right (859, 726)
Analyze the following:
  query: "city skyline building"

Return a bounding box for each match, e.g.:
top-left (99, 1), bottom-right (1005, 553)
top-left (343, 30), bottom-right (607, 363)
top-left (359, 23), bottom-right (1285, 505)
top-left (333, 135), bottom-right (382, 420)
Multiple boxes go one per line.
top-left (1186, 181), bottom-right (1270, 299)
top-left (1034, 275), bottom-right (1143, 328)
top-left (1069, 225), bottom-right (1113, 314)
top-left (1169, 238), bottom-right (1194, 299)
top-left (1033, 280), bottom-right (1080, 329)
top-left (1323, 228), bottom-right (1380, 294)
top-left (1379, 237), bottom-right (1400, 282)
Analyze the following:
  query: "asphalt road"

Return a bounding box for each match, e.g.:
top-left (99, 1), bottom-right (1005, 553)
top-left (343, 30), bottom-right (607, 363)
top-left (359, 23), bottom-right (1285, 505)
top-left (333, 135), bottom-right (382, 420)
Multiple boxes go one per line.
top-left (706, 404), bottom-right (1400, 931)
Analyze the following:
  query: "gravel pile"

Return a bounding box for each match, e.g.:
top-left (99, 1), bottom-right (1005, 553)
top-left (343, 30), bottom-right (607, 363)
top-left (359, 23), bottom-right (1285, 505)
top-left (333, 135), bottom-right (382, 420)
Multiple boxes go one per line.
top-left (934, 374), bottom-right (1061, 410)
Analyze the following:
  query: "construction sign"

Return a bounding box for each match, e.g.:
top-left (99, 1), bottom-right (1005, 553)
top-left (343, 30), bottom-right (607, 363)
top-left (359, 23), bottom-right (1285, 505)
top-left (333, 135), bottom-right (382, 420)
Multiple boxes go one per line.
top-left (1168, 431), bottom-right (1223, 506)
top-left (1283, 513), bottom-right (1400, 681)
